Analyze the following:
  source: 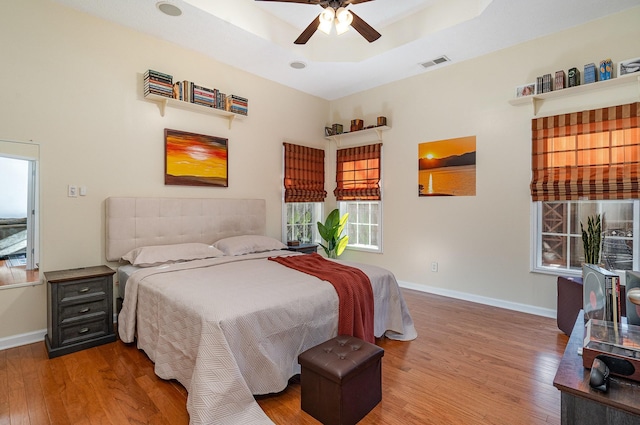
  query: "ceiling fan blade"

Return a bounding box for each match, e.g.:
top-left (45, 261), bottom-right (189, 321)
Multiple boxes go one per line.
top-left (349, 10), bottom-right (381, 43)
top-left (344, 0), bottom-right (375, 4)
top-left (294, 15), bottom-right (320, 44)
top-left (255, 0), bottom-right (324, 4)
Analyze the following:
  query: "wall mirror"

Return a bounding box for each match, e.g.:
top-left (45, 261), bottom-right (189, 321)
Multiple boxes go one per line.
top-left (0, 139), bottom-right (40, 288)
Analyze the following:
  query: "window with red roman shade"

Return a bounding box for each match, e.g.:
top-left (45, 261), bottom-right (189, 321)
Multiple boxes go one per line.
top-left (283, 142), bottom-right (327, 203)
top-left (531, 102), bottom-right (640, 201)
top-left (334, 143), bottom-right (382, 201)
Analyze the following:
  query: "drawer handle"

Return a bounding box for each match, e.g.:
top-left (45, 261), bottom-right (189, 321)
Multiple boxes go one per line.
top-left (79, 307), bottom-right (90, 314)
top-left (79, 287), bottom-right (90, 293)
top-left (78, 327), bottom-right (90, 334)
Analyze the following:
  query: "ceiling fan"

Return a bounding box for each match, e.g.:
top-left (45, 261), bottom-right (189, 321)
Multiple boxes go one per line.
top-left (255, 0), bottom-right (381, 45)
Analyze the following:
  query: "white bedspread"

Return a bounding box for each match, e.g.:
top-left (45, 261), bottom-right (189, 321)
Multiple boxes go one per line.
top-left (118, 251), bottom-right (416, 425)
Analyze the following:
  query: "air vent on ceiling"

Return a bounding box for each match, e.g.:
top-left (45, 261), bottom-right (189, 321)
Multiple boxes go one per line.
top-left (420, 56), bottom-right (450, 69)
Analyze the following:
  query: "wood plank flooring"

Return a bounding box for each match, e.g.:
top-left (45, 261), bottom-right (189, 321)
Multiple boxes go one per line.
top-left (0, 259), bottom-right (39, 287)
top-left (0, 289), bottom-right (568, 424)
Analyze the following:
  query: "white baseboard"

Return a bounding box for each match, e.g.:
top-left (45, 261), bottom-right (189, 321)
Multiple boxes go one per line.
top-left (397, 280), bottom-right (557, 319)
top-left (0, 329), bottom-right (46, 351)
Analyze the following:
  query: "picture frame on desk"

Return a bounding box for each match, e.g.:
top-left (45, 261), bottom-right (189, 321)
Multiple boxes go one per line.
top-left (618, 57), bottom-right (640, 77)
top-left (515, 82), bottom-right (536, 98)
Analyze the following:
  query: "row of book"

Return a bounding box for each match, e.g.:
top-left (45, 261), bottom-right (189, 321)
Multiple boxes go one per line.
top-left (144, 69), bottom-right (248, 116)
top-left (144, 69), bottom-right (173, 98)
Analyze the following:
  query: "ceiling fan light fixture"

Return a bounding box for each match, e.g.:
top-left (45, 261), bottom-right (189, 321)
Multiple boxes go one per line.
top-left (335, 8), bottom-right (353, 35)
top-left (318, 7), bottom-right (335, 35)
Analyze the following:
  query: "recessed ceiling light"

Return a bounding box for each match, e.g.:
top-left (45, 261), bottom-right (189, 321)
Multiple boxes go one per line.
top-left (156, 1), bottom-right (182, 17)
top-left (290, 61), bottom-right (306, 70)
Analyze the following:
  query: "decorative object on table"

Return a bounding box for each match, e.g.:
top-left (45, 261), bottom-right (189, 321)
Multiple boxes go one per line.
top-left (584, 63), bottom-right (597, 84)
top-left (599, 59), bottom-right (613, 81)
top-left (618, 57), bottom-right (640, 76)
top-left (317, 208), bottom-right (349, 258)
top-left (582, 263), bottom-right (619, 324)
top-left (377, 116), bottom-right (387, 126)
top-left (581, 214), bottom-right (602, 265)
top-left (625, 270), bottom-right (640, 326)
top-left (287, 240), bottom-right (300, 247)
top-left (350, 119), bottom-right (364, 132)
top-left (515, 82), bottom-right (536, 97)
top-left (568, 67), bottom-right (580, 87)
top-left (165, 129), bottom-right (228, 187)
top-left (325, 126), bottom-right (334, 136)
top-left (332, 123), bottom-right (344, 135)
top-left (555, 70), bottom-right (566, 90)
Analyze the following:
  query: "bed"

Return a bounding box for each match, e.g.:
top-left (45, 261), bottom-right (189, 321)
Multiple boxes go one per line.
top-left (106, 197), bottom-right (416, 425)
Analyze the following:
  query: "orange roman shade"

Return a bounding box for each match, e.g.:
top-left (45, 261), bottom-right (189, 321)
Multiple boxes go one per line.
top-left (334, 143), bottom-right (382, 201)
top-left (530, 102), bottom-right (640, 201)
top-left (283, 142), bottom-right (327, 203)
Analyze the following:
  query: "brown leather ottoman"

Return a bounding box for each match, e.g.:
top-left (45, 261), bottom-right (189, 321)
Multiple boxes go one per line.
top-left (298, 335), bottom-right (384, 425)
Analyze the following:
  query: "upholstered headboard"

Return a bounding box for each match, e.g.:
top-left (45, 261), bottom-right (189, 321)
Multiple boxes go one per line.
top-left (105, 197), bottom-right (266, 262)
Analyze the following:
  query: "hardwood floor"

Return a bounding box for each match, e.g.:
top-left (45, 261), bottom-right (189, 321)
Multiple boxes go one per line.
top-left (0, 289), bottom-right (568, 424)
top-left (0, 259), bottom-right (39, 287)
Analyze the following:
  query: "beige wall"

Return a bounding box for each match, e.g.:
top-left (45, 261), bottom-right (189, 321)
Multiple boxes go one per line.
top-left (1, 0), bottom-right (639, 343)
top-left (329, 7), bottom-right (640, 313)
top-left (0, 0), bottom-right (328, 340)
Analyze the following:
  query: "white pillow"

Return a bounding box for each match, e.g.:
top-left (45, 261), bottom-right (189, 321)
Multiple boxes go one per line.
top-left (213, 235), bottom-right (287, 256)
top-left (122, 243), bottom-right (225, 267)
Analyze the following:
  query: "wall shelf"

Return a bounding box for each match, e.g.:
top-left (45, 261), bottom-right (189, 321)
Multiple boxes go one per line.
top-left (144, 93), bottom-right (246, 129)
top-left (508, 73), bottom-right (640, 115)
top-left (325, 125), bottom-right (390, 146)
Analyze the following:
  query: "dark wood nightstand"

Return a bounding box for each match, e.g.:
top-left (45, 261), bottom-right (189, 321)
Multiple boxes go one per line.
top-left (45, 265), bottom-right (116, 358)
top-left (286, 243), bottom-right (318, 254)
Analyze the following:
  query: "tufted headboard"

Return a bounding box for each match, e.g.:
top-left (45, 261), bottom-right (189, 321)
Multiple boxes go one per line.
top-left (105, 197), bottom-right (266, 262)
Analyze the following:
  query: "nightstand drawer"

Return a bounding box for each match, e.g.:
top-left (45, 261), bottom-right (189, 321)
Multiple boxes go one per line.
top-left (59, 315), bottom-right (109, 346)
top-left (57, 277), bottom-right (107, 303)
top-left (59, 298), bottom-right (109, 323)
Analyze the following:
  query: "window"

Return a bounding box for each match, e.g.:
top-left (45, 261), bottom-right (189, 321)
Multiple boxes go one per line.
top-left (284, 202), bottom-right (322, 244)
top-left (335, 143), bottom-right (383, 252)
top-left (530, 102), bottom-right (640, 275)
top-left (533, 200), bottom-right (639, 274)
top-left (339, 201), bottom-right (381, 251)
top-left (282, 143), bottom-right (326, 244)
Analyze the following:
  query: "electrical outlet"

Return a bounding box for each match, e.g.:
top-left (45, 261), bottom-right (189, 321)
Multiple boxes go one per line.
top-left (431, 262), bottom-right (438, 272)
top-left (68, 185), bottom-right (78, 197)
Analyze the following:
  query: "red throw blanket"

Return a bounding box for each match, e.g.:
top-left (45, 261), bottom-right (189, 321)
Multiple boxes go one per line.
top-left (269, 253), bottom-right (375, 343)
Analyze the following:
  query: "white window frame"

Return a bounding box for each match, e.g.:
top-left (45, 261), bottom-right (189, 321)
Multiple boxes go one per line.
top-left (282, 202), bottom-right (323, 245)
top-left (531, 199), bottom-right (640, 277)
top-left (338, 200), bottom-right (383, 253)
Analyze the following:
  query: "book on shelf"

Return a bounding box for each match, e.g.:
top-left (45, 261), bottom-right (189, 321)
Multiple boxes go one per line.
top-left (144, 69), bottom-right (248, 116)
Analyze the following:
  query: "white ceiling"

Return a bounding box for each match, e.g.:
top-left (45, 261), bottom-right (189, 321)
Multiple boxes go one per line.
top-left (53, 0), bottom-right (640, 100)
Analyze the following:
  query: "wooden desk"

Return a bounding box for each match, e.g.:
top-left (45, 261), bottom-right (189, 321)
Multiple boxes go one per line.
top-left (553, 311), bottom-right (640, 424)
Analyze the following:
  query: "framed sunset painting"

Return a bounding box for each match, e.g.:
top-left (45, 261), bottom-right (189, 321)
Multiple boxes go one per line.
top-left (164, 129), bottom-right (228, 187)
top-left (418, 136), bottom-right (476, 196)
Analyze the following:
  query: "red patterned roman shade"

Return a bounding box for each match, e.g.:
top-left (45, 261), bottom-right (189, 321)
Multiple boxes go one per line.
top-left (283, 142), bottom-right (327, 203)
top-left (334, 143), bottom-right (382, 201)
top-left (530, 102), bottom-right (640, 201)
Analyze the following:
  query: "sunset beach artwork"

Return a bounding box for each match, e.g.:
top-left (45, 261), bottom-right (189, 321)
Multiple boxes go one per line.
top-left (165, 129), bottom-right (228, 187)
top-left (418, 136), bottom-right (476, 196)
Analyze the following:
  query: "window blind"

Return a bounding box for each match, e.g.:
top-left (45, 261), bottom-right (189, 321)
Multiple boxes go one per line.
top-left (334, 143), bottom-right (382, 201)
top-left (531, 102), bottom-right (640, 201)
top-left (283, 142), bottom-right (327, 203)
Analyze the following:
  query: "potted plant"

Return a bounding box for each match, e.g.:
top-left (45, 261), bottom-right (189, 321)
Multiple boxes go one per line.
top-left (317, 209), bottom-right (349, 259)
top-left (581, 214), bottom-right (602, 264)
